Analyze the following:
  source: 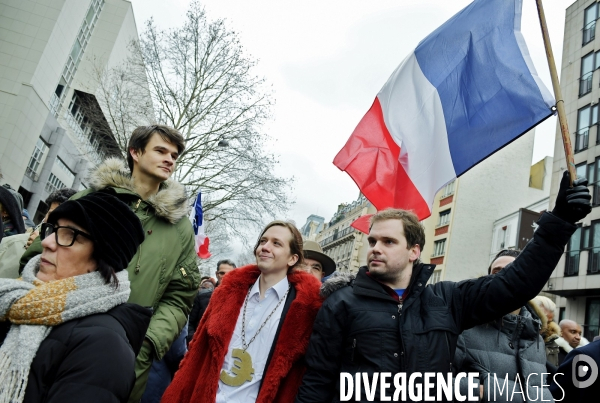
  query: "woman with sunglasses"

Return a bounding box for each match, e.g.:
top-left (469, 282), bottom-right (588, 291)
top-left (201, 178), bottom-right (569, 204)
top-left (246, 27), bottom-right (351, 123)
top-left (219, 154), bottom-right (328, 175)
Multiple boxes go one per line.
top-left (0, 192), bottom-right (150, 403)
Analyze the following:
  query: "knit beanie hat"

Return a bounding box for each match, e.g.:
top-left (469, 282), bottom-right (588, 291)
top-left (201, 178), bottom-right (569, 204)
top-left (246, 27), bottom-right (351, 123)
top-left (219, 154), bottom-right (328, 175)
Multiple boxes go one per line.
top-left (48, 192), bottom-right (145, 271)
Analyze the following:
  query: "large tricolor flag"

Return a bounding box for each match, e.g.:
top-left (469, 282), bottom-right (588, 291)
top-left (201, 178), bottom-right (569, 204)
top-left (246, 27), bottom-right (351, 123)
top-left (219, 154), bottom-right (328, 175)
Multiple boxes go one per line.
top-left (189, 192), bottom-right (211, 259)
top-left (334, 0), bottom-right (555, 221)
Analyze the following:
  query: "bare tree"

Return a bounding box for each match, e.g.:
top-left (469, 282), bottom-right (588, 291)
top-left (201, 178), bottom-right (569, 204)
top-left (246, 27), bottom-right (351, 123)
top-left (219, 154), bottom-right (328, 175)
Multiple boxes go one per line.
top-left (88, 1), bottom-right (293, 245)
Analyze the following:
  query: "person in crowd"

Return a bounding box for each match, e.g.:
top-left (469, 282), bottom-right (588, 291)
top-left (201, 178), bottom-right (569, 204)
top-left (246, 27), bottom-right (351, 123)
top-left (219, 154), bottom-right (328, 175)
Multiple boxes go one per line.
top-left (187, 259), bottom-right (237, 344)
top-left (0, 186), bottom-right (28, 278)
top-left (556, 319), bottom-right (589, 364)
top-left (453, 249), bottom-right (553, 402)
top-left (1, 188), bottom-right (77, 279)
top-left (550, 338), bottom-right (600, 402)
top-left (25, 188), bottom-right (78, 248)
top-left (0, 185), bottom-right (25, 238)
top-left (295, 172), bottom-right (591, 403)
top-left (20, 125), bottom-right (200, 402)
top-left (200, 277), bottom-right (215, 291)
top-left (295, 240), bottom-right (336, 281)
top-left (215, 259), bottom-right (236, 285)
top-left (1, 184), bottom-right (34, 229)
top-left (162, 221), bottom-right (322, 403)
top-left (0, 192), bottom-right (150, 403)
top-left (532, 295), bottom-right (561, 368)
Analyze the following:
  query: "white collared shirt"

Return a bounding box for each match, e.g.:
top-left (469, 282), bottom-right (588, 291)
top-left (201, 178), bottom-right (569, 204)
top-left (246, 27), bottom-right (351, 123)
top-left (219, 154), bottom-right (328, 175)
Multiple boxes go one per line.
top-left (216, 275), bottom-right (289, 403)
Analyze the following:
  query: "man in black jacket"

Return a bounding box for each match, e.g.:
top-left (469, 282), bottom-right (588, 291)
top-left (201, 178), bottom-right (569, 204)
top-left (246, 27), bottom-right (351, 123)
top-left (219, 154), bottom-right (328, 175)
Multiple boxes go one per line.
top-left (295, 172), bottom-right (591, 403)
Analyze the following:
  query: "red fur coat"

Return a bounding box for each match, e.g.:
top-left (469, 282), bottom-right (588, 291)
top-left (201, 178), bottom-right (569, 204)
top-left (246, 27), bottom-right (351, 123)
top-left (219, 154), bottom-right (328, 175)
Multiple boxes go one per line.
top-left (161, 265), bottom-right (323, 403)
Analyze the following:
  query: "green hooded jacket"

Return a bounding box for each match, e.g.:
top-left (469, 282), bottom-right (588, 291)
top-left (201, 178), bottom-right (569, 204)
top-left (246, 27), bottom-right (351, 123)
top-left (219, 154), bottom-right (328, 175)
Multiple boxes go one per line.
top-left (20, 158), bottom-right (200, 398)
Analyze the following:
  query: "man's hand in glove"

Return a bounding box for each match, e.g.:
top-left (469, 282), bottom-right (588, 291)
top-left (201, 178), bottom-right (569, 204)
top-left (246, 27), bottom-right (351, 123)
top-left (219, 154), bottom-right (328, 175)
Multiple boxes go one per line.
top-left (552, 171), bottom-right (592, 224)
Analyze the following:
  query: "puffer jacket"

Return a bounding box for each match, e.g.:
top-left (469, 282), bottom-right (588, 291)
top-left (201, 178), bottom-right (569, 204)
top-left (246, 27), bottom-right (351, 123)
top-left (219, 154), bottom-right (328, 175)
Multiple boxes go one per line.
top-left (295, 212), bottom-right (576, 403)
top-left (20, 158), bottom-right (200, 399)
top-left (0, 303), bottom-right (152, 403)
top-left (453, 302), bottom-right (553, 402)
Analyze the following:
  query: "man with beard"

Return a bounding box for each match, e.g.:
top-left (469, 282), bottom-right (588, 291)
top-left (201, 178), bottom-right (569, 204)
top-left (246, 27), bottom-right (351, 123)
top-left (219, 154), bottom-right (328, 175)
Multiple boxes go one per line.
top-left (295, 172), bottom-right (591, 403)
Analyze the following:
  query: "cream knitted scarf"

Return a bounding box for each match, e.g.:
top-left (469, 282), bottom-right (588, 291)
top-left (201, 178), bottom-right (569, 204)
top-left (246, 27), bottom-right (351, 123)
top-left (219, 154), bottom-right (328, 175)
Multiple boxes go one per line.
top-left (0, 255), bottom-right (130, 403)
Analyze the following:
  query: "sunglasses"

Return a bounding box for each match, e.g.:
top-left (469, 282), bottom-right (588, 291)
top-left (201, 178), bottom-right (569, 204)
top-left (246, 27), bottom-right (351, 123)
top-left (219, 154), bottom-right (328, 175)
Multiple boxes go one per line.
top-left (41, 223), bottom-right (94, 247)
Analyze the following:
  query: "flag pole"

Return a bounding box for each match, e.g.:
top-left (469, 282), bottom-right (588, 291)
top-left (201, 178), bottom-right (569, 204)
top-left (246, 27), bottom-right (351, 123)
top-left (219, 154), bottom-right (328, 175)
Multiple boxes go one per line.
top-left (535, 0), bottom-right (576, 185)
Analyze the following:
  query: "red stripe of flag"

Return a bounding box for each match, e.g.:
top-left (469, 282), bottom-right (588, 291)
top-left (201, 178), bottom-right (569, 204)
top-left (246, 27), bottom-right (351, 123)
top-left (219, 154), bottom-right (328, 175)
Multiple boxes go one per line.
top-left (333, 97), bottom-right (430, 224)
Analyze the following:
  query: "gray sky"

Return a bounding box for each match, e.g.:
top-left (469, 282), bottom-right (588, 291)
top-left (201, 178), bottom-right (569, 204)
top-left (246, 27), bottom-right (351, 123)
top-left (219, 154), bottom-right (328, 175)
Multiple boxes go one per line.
top-left (131, 0), bottom-right (573, 227)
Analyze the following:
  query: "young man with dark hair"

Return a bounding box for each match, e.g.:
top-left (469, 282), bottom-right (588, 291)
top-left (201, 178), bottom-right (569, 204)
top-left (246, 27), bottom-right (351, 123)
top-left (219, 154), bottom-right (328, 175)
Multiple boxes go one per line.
top-left (21, 124), bottom-right (199, 402)
top-left (163, 221), bottom-right (322, 403)
top-left (296, 172), bottom-right (592, 403)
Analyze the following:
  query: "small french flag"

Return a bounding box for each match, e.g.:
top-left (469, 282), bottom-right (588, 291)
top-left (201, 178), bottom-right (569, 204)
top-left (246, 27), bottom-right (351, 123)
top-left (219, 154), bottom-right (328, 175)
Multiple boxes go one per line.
top-left (189, 192), bottom-right (211, 259)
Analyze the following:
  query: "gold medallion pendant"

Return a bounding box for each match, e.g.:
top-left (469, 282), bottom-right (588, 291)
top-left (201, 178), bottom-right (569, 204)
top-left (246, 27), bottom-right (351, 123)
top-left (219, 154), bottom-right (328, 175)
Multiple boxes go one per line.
top-left (219, 348), bottom-right (255, 386)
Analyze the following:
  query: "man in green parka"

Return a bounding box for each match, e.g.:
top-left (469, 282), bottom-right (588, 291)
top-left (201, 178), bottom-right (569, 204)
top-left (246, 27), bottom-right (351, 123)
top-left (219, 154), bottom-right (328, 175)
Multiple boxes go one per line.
top-left (21, 125), bottom-right (200, 402)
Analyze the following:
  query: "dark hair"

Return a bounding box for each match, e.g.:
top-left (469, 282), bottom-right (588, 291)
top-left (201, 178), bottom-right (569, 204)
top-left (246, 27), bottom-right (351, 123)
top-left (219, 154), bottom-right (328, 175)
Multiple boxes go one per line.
top-left (127, 125), bottom-right (186, 172)
top-left (254, 221), bottom-right (304, 271)
top-left (216, 259), bottom-right (236, 271)
top-left (200, 276), bottom-right (211, 282)
top-left (370, 209), bottom-right (426, 264)
top-left (488, 249), bottom-right (521, 274)
top-left (45, 188), bottom-right (77, 207)
top-left (96, 259), bottom-right (119, 286)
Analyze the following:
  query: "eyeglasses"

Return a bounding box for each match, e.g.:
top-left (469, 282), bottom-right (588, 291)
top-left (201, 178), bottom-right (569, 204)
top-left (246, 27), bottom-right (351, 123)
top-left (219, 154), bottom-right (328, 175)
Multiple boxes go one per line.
top-left (41, 223), bottom-right (93, 247)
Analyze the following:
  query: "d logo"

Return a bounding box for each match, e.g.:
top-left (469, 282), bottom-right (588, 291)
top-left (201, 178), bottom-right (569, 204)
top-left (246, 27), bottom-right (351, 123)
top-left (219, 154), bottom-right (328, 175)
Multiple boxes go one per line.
top-left (572, 354), bottom-right (598, 389)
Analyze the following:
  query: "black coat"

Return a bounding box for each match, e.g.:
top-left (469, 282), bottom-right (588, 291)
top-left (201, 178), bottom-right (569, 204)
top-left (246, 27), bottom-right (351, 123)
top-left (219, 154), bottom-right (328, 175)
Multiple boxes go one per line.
top-left (0, 303), bottom-right (151, 403)
top-left (187, 289), bottom-right (212, 344)
top-left (550, 339), bottom-right (600, 402)
top-left (295, 212), bottom-right (576, 403)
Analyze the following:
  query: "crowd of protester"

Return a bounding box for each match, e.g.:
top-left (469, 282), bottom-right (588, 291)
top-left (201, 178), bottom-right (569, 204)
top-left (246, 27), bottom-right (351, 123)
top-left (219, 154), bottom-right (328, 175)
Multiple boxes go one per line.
top-left (1, 124), bottom-right (599, 403)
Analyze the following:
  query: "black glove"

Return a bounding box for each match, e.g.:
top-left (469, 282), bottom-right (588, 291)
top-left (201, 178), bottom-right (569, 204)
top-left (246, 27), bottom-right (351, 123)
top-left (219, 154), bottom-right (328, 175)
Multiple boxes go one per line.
top-left (552, 171), bottom-right (592, 224)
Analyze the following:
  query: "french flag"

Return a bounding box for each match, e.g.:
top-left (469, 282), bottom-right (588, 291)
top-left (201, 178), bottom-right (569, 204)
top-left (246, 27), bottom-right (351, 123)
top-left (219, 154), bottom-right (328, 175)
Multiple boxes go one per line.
top-left (189, 192), bottom-right (211, 259)
top-left (334, 0), bottom-right (555, 221)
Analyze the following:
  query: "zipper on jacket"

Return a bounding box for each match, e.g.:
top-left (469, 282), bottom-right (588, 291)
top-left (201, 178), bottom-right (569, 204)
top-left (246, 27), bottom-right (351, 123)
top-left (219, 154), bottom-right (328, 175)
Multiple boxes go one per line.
top-left (180, 267), bottom-right (188, 277)
top-left (398, 301), bottom-right (403, 314)
top-left (134, 199), bottom-right (142, 212)
top-left (351, 338), bottom-right (356, 362)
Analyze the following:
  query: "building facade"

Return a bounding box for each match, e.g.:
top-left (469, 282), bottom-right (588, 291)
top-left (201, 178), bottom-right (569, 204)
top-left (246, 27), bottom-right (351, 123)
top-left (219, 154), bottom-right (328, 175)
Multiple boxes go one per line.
top-left (316, 194), bottom-right (376, 273)
top-left (0, 0), bottom-right (143, 222)
top-left (420, 131), bottom-right (551, 283)
top-left (300, 214), bottom-right (324, 240)
top-left (545, 0), bottom-right (600, 341)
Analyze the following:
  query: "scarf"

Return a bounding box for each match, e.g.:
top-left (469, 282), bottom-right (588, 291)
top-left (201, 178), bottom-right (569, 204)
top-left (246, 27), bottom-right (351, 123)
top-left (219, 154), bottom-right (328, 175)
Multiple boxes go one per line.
top-left (0, 255), bottom-right (130, 403)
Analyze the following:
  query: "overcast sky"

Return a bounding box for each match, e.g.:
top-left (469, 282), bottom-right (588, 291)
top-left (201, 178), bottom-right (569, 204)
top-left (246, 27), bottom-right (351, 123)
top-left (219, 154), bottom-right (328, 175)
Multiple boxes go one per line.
top-left (130, 0), bottom-right (574, 227)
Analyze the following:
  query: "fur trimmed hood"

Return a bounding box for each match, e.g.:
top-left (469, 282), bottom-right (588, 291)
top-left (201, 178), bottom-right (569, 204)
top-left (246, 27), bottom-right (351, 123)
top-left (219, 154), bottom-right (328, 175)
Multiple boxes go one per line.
top-left (321, 271), bottom-right (355, 298)
top-left (88, 158), bottom-right (188, 224)
top-left (555, 335), bottom-right (590, 353)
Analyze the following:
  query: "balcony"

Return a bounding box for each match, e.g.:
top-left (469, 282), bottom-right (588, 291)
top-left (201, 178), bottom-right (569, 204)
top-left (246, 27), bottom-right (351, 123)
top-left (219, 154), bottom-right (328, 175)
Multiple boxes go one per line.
top-left (320, 226), bottom-right (356, 247)
top-left (583, 22), bottom-right (596, 46)
top-left (575, 129), bottom-right (589, 153)
top-left (580, 73), bottom-right (593, 97)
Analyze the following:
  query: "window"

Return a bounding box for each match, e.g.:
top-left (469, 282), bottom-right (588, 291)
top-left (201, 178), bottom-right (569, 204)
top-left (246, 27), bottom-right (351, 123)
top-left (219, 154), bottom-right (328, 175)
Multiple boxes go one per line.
top-left (588, 220), bottom-right (600, 274)
top-left (428, 270), bottom-right (441, 285)
top-left (432, 239), bottom-right (446, 257)
top-left (45, 173), bottom-right (65, 194)
top-left (56, 158), bottom-right (75, 183)
top-left (62, 0), bottom-right (104, 84)
top-left (441, 180), bottom-right (455, 197)
top-left (25, 138), bottom-right (48, 180)
top-left (585, 298), bottom-right (600, 342)
top-left (580, 53), bottom-right (595, 96)
top-left (438, 209), bottom-right (451, 226)
top-left (575, 158), bottom-right (600, 205)
top-left (565, 227), bottom-right (582, 276)
top-left (576, 105), bottom-right (592, 152)
top-left (584, 3), bottom-right (598, 46)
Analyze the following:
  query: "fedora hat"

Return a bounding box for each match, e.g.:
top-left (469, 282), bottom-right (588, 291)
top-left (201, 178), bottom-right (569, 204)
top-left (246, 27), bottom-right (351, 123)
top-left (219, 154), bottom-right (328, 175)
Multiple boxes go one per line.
top-left (303, 240), bottom-right (336, 277)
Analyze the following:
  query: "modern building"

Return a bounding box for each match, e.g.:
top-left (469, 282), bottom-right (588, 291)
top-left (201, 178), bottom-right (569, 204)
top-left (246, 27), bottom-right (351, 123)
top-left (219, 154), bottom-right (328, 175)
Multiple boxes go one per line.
top-left (545, 0), bottom-right (600, 341)
top-left (420, 131), bottom-right (552, 284)
top-left (0, 0), bottom-right (143, 222)
top-left (316, 194), bottom-right (376, 273)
